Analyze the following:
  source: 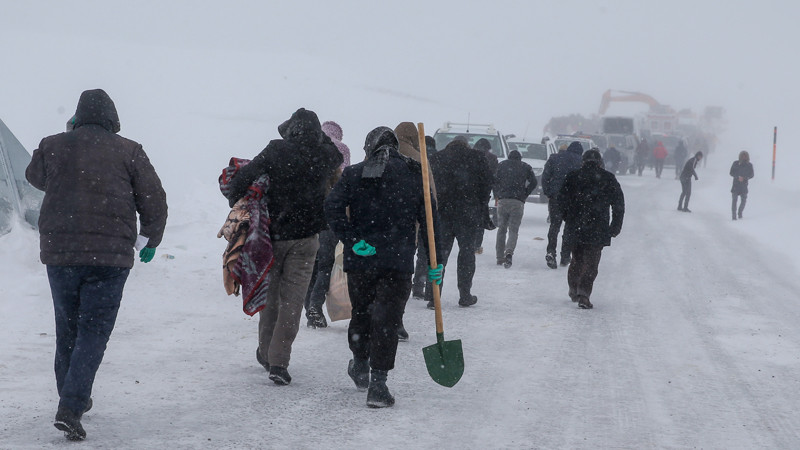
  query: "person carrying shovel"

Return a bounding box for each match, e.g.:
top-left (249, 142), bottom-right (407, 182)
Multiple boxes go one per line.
top-left (324, 126), bottom-right (443, 408)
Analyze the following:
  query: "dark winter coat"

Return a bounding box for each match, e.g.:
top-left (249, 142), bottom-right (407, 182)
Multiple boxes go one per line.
top-left (474, 138), bottom-right (499, 186)
top-left (429, 139), bottom-right (492, 226)
top-left (730, 160), bottom-right (754, 194)
top-left (679, 155), bottom-right (700, 181)
top-left (25, 89), bottom-right (168, 268)
top-left (635, 139), bottom-right (650, 164)
top-left (493, 151), bottom-right (536, 202)
top-left (604, 147), bottom-right (622, 166)
top-left (674, 142), bottom-right (689, 169)
top-left (226, 108), bottom-right (343, 241)
top-left (324, 127), bottom-right (440, 274)
top-left (560, 161), bottom-right (624, 247)
top-left (541, 141), bottom-right (583, 198)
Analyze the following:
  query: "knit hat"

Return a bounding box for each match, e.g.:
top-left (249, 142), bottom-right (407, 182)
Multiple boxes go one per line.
top-left (582, 149), bottom-right (603, 166)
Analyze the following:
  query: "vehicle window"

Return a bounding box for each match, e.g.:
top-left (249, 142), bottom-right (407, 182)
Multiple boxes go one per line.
top-left (513, 143), bottom-right (548, 160)
top-left (434, 133), bottom-right (504, 158)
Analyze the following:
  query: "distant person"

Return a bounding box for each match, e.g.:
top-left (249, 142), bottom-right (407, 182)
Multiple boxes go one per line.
top-left (26, 89), bottom-right (168, 441)
top-left (603, 146), bottom-right (622, 174)
top-left (673, 140), bottom-right (689, 179)
top-left (428, 139), bottom-right (492, 308)
top-left (677, 151), bottom-right (703, 212)
top-left (653, 141), bottom-right (668, 178)
top-left (560, 150), bottom-right (624, 309)
top-left (324, 126), bottom-right (442, 408)
top-left (635, 137), bottom-right (650, 176)
top-left (304, 120), bottom-right (351, 329)
top-left (541, 141), bottom-right (583, 269)
top-left (493, 150), bottom-right (536, 268)
top-left (226, 108), bottom-right (342, 386)
top-left (473, 138), bottom-right (499, 255)
top-left (730, 150), bottom-right (754, 220)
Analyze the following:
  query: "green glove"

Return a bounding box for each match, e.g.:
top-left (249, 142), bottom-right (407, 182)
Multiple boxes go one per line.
top-left (352, 239), bottom-right (376, 257)
top-left (139, 247), bottom-right (156, 263)
top-left (428, 264), bottom-right (443, 285)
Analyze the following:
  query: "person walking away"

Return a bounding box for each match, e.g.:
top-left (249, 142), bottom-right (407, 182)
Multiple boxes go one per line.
top-left (635, 137), bottom-right (650, 176)
top-left (541, 141), bottom-right (583, 269)
top-left (427, 139), bottom-right (492, 307)
top-left (25, 89), bottom-right (168, 441)
top-left (493, 150), bottom-right (536, 268)
top-left (473, 138), bottom-right (499, 255)
top-left (730, 150), bottom-right (754, 220)
top-left (305, 120), bottom-right (351, 329)
top-left (603, 146), bottom-right (622, 174)
top-left (324, 126), bottom-right (442, 408)
top-left (653, 141), bottom-right (668, 178)
top-left (411, 136), bottom-right (438, 300)
top-left (677, 151), bottom-right (703, 212)
top-left (560, 150), bottom-right (624, 309)
top-left (673, 140), bottom-right (689, 180)
top-left (226, 108), bottom-right (342, 385)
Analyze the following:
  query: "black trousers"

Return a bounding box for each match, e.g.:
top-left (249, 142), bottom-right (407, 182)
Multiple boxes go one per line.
top-left (678, 178), bottom-right (692, 209)
top-left (426, 214), bottom-right (480, 302)
top-left (347, 271), bottom-right (412, 371)
top-left (567, 245), bottom-right (604, 301)
top-left (732, 192), bottom-right (747, 218)
top-left (304, 227), bottom-right (338, 315)
top-left (546, 197), bottom-right (572, 260)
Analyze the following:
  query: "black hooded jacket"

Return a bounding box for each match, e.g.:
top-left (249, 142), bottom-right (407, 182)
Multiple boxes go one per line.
top-left (226, 108), bottom-right (343, 241)
top-left (493, 150), bottom-right (536, 202)
top-left (560, 159), bottom-right (625, 247)
top-left (541, 141), bottom-right (583, 198)
top-left (26, 89), bottom-right (168, 268)
top-left (324, 127), bottom-right (440, 274)
top-left (429, 140), bottom-right (492, 225)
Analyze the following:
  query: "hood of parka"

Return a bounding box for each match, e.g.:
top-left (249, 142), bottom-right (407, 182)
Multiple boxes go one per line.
top-left (72, 89), bottom-right (121, 133)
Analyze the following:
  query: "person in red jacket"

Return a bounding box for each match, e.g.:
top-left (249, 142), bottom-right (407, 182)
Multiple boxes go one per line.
top-left (652, 141), bottom-right (668, 178)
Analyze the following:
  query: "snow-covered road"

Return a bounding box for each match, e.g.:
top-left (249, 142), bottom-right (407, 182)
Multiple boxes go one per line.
top-left (2, 161), bottom-right (800, 449)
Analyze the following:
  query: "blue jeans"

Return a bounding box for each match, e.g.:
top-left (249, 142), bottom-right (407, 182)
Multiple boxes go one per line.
top-left (47, 265), bottom-right (130, 415)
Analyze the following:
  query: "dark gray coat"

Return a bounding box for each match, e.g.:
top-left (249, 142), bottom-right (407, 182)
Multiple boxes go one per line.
top-left (561, 161), bottom-right (624, 247)
top-left (26, 89), bottom-right (168, 268)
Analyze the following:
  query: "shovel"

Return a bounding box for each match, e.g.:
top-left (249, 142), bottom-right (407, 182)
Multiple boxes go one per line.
top-left (417, 123), bottom-right (464, 388)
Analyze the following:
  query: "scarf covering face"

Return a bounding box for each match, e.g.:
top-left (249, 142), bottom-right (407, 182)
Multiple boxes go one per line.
top-left (362, 126), bottom-right (399, 179)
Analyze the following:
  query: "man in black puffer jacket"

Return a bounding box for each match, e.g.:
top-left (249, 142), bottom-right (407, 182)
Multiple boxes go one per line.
top-left (560, 149), bottom-right (624, 309)
top-left (493, 150), bottom-right (536, 268)
top-left (26, 89), bottom-right (168, 441)
top-left (226, 108), bottom-right (343, 386)
top-left (325, 126), bottom-right (441, 408)
top-left (428, 139), bottom-right (492, 307)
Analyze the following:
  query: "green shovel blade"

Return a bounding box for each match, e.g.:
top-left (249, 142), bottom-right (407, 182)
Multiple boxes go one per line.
top-left (422, 333), bottom-right (464, 387)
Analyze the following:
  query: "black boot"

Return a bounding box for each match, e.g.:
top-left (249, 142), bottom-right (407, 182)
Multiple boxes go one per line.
top-left (545, 252), bottom-right (557, 269)
top-left (54, 406), bottom-right (86, 441)
top-left (348, 358), bottom-right (370, 391)
top-left (397, 323), bottom-right (409, 342)
top-left (306, 307), bottom-right (328, 329)
top-left (366, 369), bottom-right (395, 408)
top-left (503, 253), bottom-right (512, 269)
top-left (268, 366), bottom-right (292, 385)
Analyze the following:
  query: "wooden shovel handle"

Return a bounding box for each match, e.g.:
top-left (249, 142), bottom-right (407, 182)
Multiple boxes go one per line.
top-left (417, 123), bottom-right (444, 334)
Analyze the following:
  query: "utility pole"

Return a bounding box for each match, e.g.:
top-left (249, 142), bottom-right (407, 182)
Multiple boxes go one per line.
top-left (772, 126), bottom-right (777, 181)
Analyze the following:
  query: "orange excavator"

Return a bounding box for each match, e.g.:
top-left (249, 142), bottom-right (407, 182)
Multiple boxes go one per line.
top-left (598, 89), bottom-right (662, 115)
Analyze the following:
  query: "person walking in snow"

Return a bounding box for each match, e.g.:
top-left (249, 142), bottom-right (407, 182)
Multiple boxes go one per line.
top-left (541, 141), bottom-right (583, 269)
top-left (730, 150), bottom-right (754, 220)
top-left (560, 149), bottom-right (624, 309)
top-left (411, 135), bottom-right (438, 300)
top-left (473, 138), bottom-right (499, 255)
top-left (653, 141), bottom-right (668, 178)
top-left (324, 126), bottom-right (442, 408)
top-left (493, 150), bottom-right (536, 268)
top-left (673, 140), bottom-right (689, 180)
top-left (304, 120), bottom-right (351, 329)
top-left (26, 89), bottom-right (168, 441)
top-left (603, 146), bottom-right (622, 174)
top-left (428, 138), bottom-right (493, 308)
top-left (226, 108), bottom-right (342, 386)
top-left (677, 151), bottom-right (703, 212)
top-left (635, 137), bottom-right (650, 176)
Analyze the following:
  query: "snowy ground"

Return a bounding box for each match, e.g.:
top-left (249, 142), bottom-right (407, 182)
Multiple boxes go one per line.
top-left (2, 149), bottom-right (800, 449)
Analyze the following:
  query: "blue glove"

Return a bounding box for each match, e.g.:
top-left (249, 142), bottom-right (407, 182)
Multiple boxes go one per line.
top-left (139, 247), bottom-right (156, 263)
top-left (352, 239), bottom-right (376, 257)
top-left (428, 264), bottom-right (443, 285)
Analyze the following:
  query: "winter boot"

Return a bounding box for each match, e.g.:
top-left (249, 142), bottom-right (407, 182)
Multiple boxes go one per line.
top-left (348, 358), bottom-right (370, 391)
top-left (268, 366), bottom-right (292, 385)
top-left (366, 369), bottom-right (395, 408)
top-left (426, 300), bottom-right (435, 310)
top-left (306, 307), bottom-right (328, 329)
top-left (256, 347), bottom-right (270, 372)
top-left (458, 295), bottom-right (478, 307)
top-left (54, 406), bottom-right (85, 441)
top-left (546, 252), bottom-right (557, 269)
top-left (397, 324), bottom-right (409, 342)
top-left (577, 296), bottom-right (594, 310)
top-left (84, 398), bottom-right (93, 414)
top-left (560, 254), bottom-right (571, 267)
top-left (503, 253), bottom-right (512, 269)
